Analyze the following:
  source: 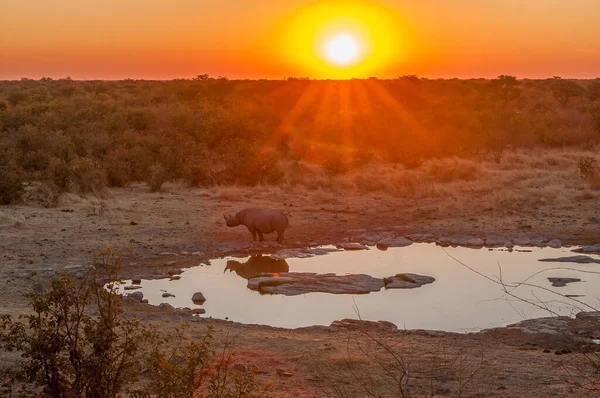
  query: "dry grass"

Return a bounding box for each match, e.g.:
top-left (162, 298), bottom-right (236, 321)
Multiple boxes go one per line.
top-left (0, 211), bottom-right (28, 228)
top-left (584, 170), bottom-right (600, 190)
top-left (202, 148), bottom-right (598, 213)
top-left (426, 157), bottom-right (481, 182)
top-left (212, 186), bottom-right (245, 202)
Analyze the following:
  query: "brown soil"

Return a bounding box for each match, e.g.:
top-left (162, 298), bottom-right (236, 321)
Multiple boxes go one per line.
top-left (1, 181), bottom-right (600, 396)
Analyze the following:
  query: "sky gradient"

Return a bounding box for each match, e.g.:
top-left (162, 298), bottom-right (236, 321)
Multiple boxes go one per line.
top-left (2, 0), bottom-right (600, 80)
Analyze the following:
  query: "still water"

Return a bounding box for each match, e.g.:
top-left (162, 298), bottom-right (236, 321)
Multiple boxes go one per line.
top-left (119, 244), bottom-right (600, 332)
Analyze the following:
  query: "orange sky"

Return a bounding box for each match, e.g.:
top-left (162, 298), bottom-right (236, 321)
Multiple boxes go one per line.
top-left (1, 0), bottom-right (599, 80)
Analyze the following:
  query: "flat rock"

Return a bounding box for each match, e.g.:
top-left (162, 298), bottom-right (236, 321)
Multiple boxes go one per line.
top-left (124, 285), bottom-right (142, 291)
top-left (162, 292), bottom-right (175, 298)
top-left (539, 255), bottom-right (600, 264)
top-left (576, 311), bottom-right (600, 320)
top-left (336, 242), bottom-right (369, 251)
top-left (548, 277), bottom-right (581, 287)
top-left (511, 236), bottom-right (532, 246)
top-left (127, 291), bottom-right (144, 302)
top-left (500, 317), bottom-right (571, 335)
top-left (376, 237), bottom-right (412, 249)
top-left (330, 319), bottom-right (398, 331)
top-left (270, 247), bottom-right (338, 260)
top-left (247, 272), bottom-right (384, 296)
top-left (485, 234), bottom-right (511, 247)
top-left (458, 236), bottom-right (484, 247)
top-left (436, 236), bottom-right (453, 247)
top-left (438, 235), bottom-right (484, 247)
top-left (407, 233), bottom-right (436, 242)
top-left (385, 280), bottom-right (421, 289)
top-left (360, 232), bottom-right (395, 244)
top-left (384, 273), bottom-right (435, 289)
top-left (573, 244), bottom-right (600, 255)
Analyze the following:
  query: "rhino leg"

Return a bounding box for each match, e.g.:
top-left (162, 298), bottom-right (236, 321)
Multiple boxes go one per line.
top-left (246, 226), bottom-right (257, 241)
top-left (276, 230), bottom-right (284, 243)
top-left (257, 230), bottom-right (264, 242)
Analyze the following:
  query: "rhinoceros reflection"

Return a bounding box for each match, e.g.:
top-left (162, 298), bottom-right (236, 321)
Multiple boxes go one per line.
top-left (225, 255), bottom-right (289, 279)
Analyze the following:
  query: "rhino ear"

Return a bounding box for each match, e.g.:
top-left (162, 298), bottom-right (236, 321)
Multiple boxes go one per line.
top-left (223, 214), bottom-right (228, 220)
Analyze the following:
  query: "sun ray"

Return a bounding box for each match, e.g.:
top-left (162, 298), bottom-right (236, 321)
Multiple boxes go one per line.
top-left (365, 79), bottom-right (439, 156)
top-left (258, 81), bottom-right (323, 158)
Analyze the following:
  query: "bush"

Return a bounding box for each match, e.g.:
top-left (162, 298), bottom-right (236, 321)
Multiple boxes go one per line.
top-left (0, 250), bottom-right (145, 397)
top-left (0, 161), bottom-right (24, 205)
top-left (145, 163), bottom-right (168, 192)
top-left (2, 78), bottom-right (600, 193)
top-left (578, 156), bottom-right (600, 190)
top-left (69, 157), bottom-right (107, 194)
top-left (0, 250), bottom-right (274, 398)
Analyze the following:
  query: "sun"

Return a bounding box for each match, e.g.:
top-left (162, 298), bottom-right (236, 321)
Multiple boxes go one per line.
top-left (324, 34), bottom-right (360, 65)
top-left (275, 1), bottom-right (409, 78)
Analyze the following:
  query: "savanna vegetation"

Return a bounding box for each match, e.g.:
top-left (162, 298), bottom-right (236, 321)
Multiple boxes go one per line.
top-left (0, 250), bottom-right (274, 397)
top-left (1, 75), bottom-right (599, 204)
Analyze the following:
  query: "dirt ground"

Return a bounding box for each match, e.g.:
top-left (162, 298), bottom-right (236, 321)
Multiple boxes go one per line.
top-left (1, 174), bottom-right (600, 396)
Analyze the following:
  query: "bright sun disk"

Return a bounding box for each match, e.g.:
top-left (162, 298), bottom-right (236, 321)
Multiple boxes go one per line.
top-left (324, 34), bottom-right (359, 65)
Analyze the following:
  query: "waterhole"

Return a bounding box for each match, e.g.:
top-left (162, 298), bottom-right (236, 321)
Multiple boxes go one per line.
top-left (118, 244), bottom-right (600, 332)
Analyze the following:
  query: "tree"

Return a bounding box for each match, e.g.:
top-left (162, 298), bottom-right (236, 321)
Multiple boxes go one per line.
top-left (550, 77), bottom-right (584, 106)
top-left (587, 79), bottom-right (600, 101)
top-left (490, 75), bottom-right (520, 103)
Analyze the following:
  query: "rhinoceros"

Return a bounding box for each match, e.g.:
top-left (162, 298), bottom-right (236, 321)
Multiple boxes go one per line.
top-left (225, 255), bottom-right (289, 279)
top-left (224, 208), bottom-right (289, 243)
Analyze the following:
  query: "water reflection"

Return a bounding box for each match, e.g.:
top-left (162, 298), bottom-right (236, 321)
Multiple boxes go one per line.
top-left (225, 255), bottom-right (289, 279)
top-left (119, 244), bottom-right (600, 332)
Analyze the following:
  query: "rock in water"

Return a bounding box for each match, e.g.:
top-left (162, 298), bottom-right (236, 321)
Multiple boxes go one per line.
top-left (376, 237), bottom-right (413, 248)
top-left (384, 273), bottom-right (435, 289)
top-left (572, 244), bottom-right (600, 255)
top-left (336, 242), bottom-right (369, 251)
top-left (192, 292), bottom-right (206, 304)
top-left (548, 277), bottom-right (581, 287)
top-left (127, 291), bottom-right (144, 302)
top-left (539, 255), bottom-right (600, 264)
top-left (247, 272), bottom-right (384, 296)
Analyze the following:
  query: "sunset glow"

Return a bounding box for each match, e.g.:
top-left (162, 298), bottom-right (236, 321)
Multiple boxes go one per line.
top-left (275, 1), bottom-right (406, 79)
top-left (1, 0), bottom-right (599, 79)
